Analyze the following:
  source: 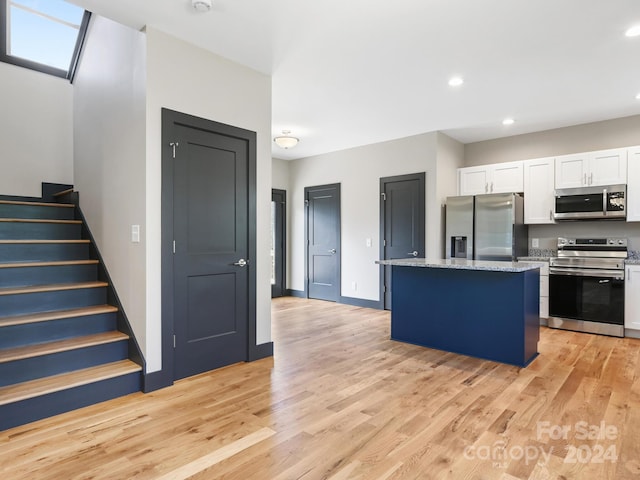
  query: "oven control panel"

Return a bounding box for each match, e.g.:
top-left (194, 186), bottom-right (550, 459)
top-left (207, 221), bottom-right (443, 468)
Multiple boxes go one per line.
top-left (557, 237), bottom-right (627, 248)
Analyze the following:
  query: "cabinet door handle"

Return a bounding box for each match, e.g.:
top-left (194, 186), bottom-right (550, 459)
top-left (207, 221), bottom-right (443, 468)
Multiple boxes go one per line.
top-left (490, 182), bottom-right (494, 192)
top-left (549, 210), bottom-right (553, 221)
top-left (589, 173), bottom-right (593, 185)
top-left (629, 268), bottom-right (631, 281)
top-left (485, 182), bottom-right (488, 193)
top-left (583, 173), bottom-right (587, 185)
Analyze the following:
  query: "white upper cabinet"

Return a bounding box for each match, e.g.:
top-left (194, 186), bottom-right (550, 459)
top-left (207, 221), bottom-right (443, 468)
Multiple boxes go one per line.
top-left (590, 149), bottom-right (628, 186)
top-left (554, 153), bottom-right (588, 188)
top-left (555, 148), bottom-right (627, 189)
top-left (492, 162), bottom-right (525, 193)
top-left (458, 161), bottom-right (523, 196)
top-left (627, 146), bottom-right (640, 222)
top-left (458, 166), bottom-right (490, 195)
top-left (523, 157), bottom-right (555, 224)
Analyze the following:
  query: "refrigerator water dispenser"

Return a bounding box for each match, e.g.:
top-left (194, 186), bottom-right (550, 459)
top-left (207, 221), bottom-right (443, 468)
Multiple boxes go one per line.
top-left (451, 236), bottom-right (468, 258)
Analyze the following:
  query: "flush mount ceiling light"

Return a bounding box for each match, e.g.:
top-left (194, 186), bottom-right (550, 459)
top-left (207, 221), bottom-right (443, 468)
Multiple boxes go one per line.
top-left (448, 76), bottom-right (464, 87)
top-left (625, 25), bottom-right (640, 37)
top-left (274, 130), bottom-right (299, 149)
top-left (502, 117), bottom-right (515, 126)
top-left (192, 0), bottom-right (213, 12)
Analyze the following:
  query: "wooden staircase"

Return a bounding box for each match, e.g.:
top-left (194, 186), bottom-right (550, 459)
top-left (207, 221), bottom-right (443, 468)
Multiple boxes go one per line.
top-left (0, 198), bottom-right (142, 430)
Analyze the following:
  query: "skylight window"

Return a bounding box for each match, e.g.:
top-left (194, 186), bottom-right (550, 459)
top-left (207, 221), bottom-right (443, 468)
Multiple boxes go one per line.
top-left (0, 0), bottom-right (90, 80)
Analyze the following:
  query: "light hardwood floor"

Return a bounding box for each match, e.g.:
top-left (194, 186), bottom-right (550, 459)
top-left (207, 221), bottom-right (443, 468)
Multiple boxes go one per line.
top-left (2, 297), bottom-right (640, 479)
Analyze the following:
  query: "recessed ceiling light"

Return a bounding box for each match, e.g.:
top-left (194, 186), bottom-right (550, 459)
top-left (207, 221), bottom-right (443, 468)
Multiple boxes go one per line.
top-left (448, 77), bottom-right (464, 87)
top-left (625, 25), bottom-right (640, 37)
top-left (636, 92), bottom-right (640, 100)
top-left (502, 118), bottom-right (515, 126)
top-left (192, 0), bottom-right (213, 12)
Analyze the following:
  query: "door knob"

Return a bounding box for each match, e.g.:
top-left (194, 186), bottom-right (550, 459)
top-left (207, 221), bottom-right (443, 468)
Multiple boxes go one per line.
top-left (233, 259), bottom-right (247, 267)
top-left (408, 251), bottom-right (418, 257)
top-left (328, 249), bottom-right (337, 254)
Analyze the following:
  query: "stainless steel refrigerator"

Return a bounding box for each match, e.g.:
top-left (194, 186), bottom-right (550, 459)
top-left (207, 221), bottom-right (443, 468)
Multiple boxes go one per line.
top-left (445, 193), bottom-right (528, 261)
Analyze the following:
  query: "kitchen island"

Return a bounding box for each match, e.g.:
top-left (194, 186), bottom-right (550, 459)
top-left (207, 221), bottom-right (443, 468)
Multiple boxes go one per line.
top-left (377, 258), bottom-right (542, 367)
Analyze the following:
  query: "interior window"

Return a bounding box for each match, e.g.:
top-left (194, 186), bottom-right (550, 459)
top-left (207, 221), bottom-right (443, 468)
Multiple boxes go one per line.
top-left (0, 0), bottom-right (90, 80)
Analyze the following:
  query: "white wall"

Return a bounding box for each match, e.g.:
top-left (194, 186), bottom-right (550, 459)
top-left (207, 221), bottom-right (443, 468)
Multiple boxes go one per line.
top-left (272, 158), bottom-right (290, 191)
top-left (464, 115), bottom-right (640, 167)
top-left (0, 62), bottom-right (73, 197)
top-left (288, 132), bottom-right (466, 301)
top-left (73, 17), bottom-right (148, 358)
top-left (272, 158), bottom-right (291, 287)
top-left (436, 132), bottom-right (466, 248)
top-left (145, 28), bottom-right (273, 371)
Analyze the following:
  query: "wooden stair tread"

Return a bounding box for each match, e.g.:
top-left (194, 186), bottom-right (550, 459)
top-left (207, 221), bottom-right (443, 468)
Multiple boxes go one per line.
top-left (0, 239), bottom-right (90, 244)
top-left (0, 259), bottom-right (99, 268)
top-left (0, 331), bottom-right (128, 363)
top-left (0, 200), bottom-right (74, 208)
top-left (52, 188), bottom-right (74, 197)
top-left (0, 218), bottom-right (81, 224)
top-left (0, 359), bottom-right (141, 406)
top-left (0, 305), bottom-right (118, 327)
top-left (0, 281), bottom-right (108, 296)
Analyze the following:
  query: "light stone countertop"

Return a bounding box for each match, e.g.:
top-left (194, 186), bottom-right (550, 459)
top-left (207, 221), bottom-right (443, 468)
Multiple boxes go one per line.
top-left (376, 258), bottom-right (544, 273)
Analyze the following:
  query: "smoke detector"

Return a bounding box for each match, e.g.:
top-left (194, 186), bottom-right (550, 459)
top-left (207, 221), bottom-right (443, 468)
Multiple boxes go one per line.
top-left (192, 0), bottom-right (213, 12)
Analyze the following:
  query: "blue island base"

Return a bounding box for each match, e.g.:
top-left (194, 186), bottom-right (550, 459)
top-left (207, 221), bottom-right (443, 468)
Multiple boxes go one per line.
top-left (390, 265), bottom-right (540, 368)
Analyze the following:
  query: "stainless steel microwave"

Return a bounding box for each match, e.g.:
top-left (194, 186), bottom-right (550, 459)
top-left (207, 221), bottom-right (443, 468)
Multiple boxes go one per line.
top-left (554, 184), bottom-right (626, 221)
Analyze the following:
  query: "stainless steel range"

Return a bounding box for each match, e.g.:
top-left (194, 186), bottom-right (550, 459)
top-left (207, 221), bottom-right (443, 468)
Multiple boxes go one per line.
top-left (549, 237), bottom-right (627, 337)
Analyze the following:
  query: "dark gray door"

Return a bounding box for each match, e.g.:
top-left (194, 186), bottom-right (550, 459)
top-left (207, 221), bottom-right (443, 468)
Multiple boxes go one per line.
top-left (271, 189), bottom-right (286, 298)
top-left (305, 184), bottom-right (340, 302)
top-left (380, 173), bottom-right (425, 310)
top-left (172, 123), bottom-right (249, 380)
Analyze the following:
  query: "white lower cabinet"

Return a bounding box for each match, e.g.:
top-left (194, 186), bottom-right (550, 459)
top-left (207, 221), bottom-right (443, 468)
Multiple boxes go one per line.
top-left (627, 147), bottom-right (640, 222)
top-left (625, 265), bottom-right (640, 332)
top-left (539, 273), bottom-right (549, 318)
top-left (519, 260), bottom-right (549, 320)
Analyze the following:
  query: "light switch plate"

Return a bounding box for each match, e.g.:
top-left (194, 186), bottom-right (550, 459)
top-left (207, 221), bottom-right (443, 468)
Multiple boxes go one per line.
top-left (131, 224), bottom-right (140, 243)
top-left (532, 238), bottom-right (539, 248)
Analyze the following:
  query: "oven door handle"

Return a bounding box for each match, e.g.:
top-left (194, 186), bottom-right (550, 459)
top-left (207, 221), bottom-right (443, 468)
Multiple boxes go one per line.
top-left (549, 267), bottom-right (624, 279)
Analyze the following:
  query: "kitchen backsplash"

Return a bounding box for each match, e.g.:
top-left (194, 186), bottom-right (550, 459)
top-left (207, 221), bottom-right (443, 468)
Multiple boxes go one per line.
top-left (629, 250), bottom-right (640, 260)
top-left (527, 248), bottom-right (556, 258)
top-left (528, 221), bottom-right (640, 254)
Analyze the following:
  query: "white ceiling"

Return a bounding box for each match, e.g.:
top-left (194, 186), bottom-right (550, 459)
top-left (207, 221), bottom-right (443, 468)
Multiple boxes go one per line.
top-left (68, 0), bottom-right (640, 161)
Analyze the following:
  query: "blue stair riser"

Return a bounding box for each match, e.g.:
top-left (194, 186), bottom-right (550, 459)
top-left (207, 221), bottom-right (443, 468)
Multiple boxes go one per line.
top-left (0, 340), bottom-right (129, 387)
top-left (0, 312), bottom-right (117, 349)
top-left (0, 287), bottom-right (106, 316)
top-left (0, 264), bottom-right (98, 288)
top-left (0, 222), bottom-right (81, 240)
top-left (0, 204), bottom-right (74, 221)
top-left (0, 243), bottom-right (90, 263)
top-left (0, 371), bottom-right (141, 431)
